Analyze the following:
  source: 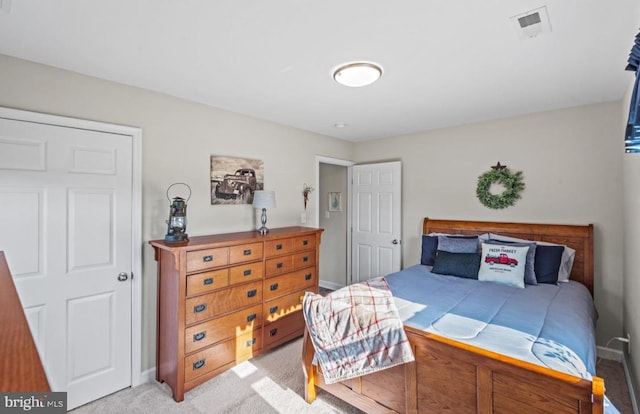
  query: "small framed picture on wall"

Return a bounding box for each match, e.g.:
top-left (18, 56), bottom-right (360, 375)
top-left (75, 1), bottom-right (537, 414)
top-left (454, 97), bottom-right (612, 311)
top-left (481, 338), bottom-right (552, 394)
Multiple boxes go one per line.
top-left (328, 192), bottom-right (342, 212)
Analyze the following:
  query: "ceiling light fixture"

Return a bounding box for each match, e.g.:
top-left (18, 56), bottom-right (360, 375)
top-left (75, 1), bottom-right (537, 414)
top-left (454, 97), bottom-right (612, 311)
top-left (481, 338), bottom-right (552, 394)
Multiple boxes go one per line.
top-left (333, 62), bottom-right (383, 87)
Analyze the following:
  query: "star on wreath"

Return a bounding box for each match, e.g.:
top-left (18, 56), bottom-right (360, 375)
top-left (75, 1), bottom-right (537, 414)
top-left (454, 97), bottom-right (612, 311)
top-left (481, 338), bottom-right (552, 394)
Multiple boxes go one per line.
top-left (491, 162), bottom-right (507, 170)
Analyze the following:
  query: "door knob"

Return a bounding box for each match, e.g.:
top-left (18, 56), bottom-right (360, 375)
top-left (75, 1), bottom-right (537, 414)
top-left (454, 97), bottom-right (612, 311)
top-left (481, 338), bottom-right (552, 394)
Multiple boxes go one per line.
top-left (391, 239), bottom-right (399, 245)
top-left (117, 272), bottom-right (129, 282)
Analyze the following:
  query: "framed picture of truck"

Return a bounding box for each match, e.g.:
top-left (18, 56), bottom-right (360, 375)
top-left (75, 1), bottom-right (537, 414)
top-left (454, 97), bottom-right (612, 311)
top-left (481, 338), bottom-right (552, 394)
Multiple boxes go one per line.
top-left (210, 155), bottom-right (264, 205)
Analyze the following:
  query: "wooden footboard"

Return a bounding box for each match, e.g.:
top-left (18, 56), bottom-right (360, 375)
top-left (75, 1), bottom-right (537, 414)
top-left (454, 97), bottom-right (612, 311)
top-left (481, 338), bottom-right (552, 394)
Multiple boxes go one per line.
top-left (302, 326), bottom-right (604, 414)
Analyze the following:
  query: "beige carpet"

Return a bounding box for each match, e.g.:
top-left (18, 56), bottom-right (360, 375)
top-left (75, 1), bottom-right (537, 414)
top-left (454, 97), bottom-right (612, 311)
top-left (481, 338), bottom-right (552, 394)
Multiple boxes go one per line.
top-left (597, 358), bottom-right (634, 414)
top-left (71, 338), bottom-right (364, 414)
top-left (71, 337), bottom-right (634, 414)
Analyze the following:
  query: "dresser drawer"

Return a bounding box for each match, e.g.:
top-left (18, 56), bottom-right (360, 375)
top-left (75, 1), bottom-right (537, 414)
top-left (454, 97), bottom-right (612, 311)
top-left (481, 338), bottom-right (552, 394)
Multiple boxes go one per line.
top-left (229, 262), bottom-right (263, 285)
top-left (265, 256), bottom-right (294, 276)
top-left (229, 242), bottom-right (263, 264)
top-left (264, 268), bottom-right (315, 302)
top-left (235, 327), bottom-right (263, 363)
top-left (184, 339), bottom-right (235, 383)
top-left (293, 251), bottom-right (315, 269)
top-left (264, 311), bottom-right (304, 349)
top-left (186, 247), bottom-right (229, 273)
top-left (186, 269), bottom-right (229, 297)
top-left (264, 290), bottom-right (305, 324)
top-left (185, 281), bottom-right (263, 325)
top-left (264, 239), bottom-right (292, 257)
top-left (185, 304), bottom-right (262, 354)
top-left (291, 235), bottom-right (316, 252)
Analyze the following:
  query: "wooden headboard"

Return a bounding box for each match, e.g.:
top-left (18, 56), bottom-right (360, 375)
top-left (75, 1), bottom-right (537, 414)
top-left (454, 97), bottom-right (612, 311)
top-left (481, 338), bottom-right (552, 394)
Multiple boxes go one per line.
top-left (423, 218), bottom-right (595, 296)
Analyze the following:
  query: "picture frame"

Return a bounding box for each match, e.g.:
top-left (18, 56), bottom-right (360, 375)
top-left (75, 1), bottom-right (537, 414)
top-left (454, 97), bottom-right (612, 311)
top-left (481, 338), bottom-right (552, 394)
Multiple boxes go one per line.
top-left (328, 192), bottom-right (342, 212)
top-left (210, 155), bottom-right (264, 205)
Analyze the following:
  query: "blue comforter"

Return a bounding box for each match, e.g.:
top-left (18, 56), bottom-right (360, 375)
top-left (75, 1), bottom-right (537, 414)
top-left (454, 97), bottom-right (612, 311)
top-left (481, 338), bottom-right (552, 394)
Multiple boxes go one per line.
top-left (385, 264), bottom-right (598, 378)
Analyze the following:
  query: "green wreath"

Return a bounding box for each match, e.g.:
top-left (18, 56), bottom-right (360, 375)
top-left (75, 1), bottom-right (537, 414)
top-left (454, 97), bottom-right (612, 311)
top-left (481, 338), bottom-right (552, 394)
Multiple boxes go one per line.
top-left (476, 167), bottom-right (525, 209)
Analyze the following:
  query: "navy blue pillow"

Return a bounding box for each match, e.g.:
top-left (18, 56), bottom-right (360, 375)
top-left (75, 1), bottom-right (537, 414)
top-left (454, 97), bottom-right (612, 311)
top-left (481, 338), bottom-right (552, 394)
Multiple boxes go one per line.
top-left (534, 245), bottom-right (564, 284)
top-left (421, 235), bottom-right (438, 266)
top-left (431, 250), bottom-right (481, 279)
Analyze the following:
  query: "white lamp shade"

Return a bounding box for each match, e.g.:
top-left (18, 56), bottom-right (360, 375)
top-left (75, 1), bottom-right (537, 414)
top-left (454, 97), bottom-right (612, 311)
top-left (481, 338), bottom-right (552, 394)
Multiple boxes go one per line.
top-left (252, 191), bottom-right (276, 209)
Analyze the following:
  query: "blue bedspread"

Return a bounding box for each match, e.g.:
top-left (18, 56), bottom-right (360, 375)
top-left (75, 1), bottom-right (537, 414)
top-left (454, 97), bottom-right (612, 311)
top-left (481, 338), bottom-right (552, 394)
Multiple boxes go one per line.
top-left (385, 264), bottom-right (598, 378)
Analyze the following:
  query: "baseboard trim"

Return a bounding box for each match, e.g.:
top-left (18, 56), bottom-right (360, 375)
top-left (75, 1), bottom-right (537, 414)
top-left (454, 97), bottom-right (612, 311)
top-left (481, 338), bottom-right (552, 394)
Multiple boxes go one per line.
top-left (139, 367), bottom-right (156, 385)
top-left (598, 345), bottom-right (624, 362)
top-left (622, 354), bottom-right (639, 414)
top-left (319, 280), bottom-right (344, 291)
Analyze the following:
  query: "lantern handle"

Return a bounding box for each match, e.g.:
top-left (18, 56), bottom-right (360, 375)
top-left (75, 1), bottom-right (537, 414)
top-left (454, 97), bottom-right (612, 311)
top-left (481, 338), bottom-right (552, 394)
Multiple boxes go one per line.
top-left (166, 182), bottom-right (192, 202)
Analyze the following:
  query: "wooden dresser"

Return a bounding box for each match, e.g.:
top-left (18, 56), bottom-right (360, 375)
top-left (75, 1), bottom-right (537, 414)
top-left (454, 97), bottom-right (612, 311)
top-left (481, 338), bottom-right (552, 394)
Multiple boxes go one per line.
top-left (149, 226), bottom-right (323, 402)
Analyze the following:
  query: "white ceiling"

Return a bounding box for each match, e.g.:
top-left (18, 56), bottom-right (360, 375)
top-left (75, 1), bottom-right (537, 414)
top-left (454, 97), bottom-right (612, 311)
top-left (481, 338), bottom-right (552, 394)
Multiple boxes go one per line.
top-left (0, 1), bottom-right (638, 142)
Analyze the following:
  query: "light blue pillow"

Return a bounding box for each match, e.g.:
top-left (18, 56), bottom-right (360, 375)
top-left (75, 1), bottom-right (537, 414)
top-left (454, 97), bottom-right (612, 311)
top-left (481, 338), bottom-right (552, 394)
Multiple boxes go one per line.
top-left (437, 235), bottom-right (479, 254)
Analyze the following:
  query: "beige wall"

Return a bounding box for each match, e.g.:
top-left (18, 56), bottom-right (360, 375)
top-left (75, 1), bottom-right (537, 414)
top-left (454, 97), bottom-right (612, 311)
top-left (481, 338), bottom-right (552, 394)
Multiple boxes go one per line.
top-left (319, 163), bottom-right (349, 289)
top-left (354, 102), bottom-right (625, 346)
top-left (0, 54), bottom-right (353, 370)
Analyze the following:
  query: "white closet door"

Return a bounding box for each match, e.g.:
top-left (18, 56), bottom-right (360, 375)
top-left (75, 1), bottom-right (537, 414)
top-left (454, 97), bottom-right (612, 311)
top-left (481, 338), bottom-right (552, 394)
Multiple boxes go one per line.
top-left (0, 117), bottom-right (133, 409)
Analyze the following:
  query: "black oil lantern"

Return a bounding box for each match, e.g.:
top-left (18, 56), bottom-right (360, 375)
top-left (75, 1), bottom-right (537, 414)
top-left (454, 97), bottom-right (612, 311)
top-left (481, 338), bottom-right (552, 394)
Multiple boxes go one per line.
top-left (164, 183), bottom-right (191, 243)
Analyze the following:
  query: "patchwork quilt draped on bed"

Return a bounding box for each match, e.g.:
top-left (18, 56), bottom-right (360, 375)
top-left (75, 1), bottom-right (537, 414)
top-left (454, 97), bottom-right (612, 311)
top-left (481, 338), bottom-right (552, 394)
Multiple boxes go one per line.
top-left (302, 277), bottom-right (415, 384)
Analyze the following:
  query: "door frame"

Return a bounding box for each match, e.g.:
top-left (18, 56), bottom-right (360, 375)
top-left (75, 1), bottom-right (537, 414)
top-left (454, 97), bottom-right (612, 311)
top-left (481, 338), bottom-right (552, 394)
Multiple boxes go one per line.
top-left (0, 106), bottom-right (144, 388)
top-left (314, 155), bottom-right (355, 285)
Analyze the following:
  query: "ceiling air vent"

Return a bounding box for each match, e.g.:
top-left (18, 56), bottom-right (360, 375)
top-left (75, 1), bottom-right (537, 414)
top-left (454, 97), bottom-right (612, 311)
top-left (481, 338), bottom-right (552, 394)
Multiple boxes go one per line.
top-left (511, 6), bottom-right (551, 39)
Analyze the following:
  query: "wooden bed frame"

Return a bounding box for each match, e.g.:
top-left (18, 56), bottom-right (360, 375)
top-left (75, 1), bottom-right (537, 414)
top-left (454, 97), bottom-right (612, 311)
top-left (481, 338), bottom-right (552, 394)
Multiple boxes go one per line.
top-left (302, 218), bottom-right (604, 414)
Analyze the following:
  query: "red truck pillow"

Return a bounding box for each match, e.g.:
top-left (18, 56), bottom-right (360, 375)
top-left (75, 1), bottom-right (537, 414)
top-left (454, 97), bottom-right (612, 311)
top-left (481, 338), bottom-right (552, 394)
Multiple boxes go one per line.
top-left (477, 243), bottom-right (530, 288)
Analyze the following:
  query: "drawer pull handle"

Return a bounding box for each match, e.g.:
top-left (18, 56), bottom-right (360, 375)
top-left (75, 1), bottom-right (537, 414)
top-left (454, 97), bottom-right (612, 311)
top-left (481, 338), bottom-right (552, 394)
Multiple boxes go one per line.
top-left (269, 328), bottom-right (278, 337)
top-left (246, 338), bottom-right (256, 347)
top-left (203, 278), bottom-right (214, 285)
top-left (203, 255), bottom-right (213, 262)
top-left (243, 249), bottom-right (252, 256)
top-left (194, 304), bottom-right (207, 313)
top-left (247, 289), bottom-right (257, 298)
top-left (303, 240), bottom-right (309, 245)
top-left (193, 331), bottom-right (206, 342)
top-left (303, 256), bottom-right (309, 262)
top-left (247, 313), bottom-right (257, 322)
top-left (276, 244), bottom-right (283, 250)
top-left (270, 283), bottom-right (279, 291)
top-left (193, 359), bottom-right (206, 370)
top-left (276, 262), bottom-right (283, 269)
top-left (305, 273), bottom-right (312, 281)
top-left (269, 305), bottom-right (278, 313)
top-left (243, 269), bottom-right (252, 276)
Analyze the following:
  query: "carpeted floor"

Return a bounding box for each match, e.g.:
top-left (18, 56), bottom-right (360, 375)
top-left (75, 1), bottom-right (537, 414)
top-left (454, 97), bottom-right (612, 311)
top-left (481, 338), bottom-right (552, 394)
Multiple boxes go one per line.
top-left (71, 338), bottom-right (363, 414)
top-left (71, 338), bottom-right (634, 414)
top-left (597, 358), bottom-right (634, 414)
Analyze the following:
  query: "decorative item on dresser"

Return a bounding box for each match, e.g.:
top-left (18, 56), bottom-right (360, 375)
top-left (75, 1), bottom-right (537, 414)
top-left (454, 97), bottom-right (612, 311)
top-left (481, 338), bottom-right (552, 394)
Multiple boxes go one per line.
top-left (149, 226), bottom-right (323, 402)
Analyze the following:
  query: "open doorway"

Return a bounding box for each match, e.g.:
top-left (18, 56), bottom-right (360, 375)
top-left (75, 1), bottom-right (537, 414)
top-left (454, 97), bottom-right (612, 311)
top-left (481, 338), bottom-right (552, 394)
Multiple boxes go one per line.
top-left (315, 156), bottom-right (354, 290)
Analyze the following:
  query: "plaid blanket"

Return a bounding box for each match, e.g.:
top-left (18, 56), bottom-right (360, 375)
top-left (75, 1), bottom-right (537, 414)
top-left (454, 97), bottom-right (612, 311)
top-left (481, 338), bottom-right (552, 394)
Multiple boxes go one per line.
top-left (302, 277), bottom-right (414, 384)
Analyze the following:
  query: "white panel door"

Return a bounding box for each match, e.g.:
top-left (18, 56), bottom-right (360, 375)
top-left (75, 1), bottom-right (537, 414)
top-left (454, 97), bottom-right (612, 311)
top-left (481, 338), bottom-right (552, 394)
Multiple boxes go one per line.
top-left (352, 161), bottom-right (401, 283)
top-left (0, 117), bottom-right (133, 409)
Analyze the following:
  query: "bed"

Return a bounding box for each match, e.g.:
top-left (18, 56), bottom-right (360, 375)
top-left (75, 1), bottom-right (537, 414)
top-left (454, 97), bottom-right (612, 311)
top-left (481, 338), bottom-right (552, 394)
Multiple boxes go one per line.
top-left (301, 218), bottom-right (604, 414)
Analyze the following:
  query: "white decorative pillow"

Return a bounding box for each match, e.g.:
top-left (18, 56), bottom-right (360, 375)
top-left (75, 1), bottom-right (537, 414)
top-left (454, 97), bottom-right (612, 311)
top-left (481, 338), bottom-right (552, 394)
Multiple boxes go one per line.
top-left (488, 233), bottom-right (576, 282)
top-left (478, 243), bottom-right (530, 288)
